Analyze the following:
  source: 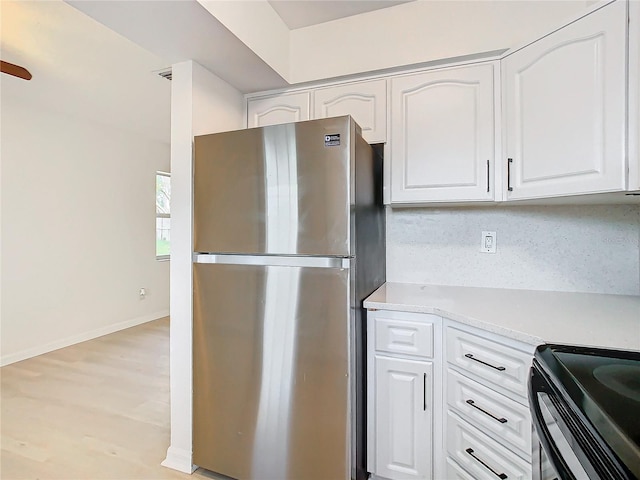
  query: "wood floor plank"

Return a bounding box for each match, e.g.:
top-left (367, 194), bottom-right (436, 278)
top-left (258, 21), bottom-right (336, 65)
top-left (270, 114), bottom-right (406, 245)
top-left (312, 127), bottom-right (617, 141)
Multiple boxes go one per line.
top-left (0, 318), bottom-right (217, 480)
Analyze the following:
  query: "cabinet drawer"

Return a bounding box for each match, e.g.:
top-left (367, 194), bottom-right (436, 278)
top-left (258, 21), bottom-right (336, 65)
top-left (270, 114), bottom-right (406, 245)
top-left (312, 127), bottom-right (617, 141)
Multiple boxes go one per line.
top-left (446, 458), bottom-right (475, 480)
top-left (447, 369), bottom-right (532, 458)
top-left (447, 411), bottom-right (531, 480)
top-left (375, 317), bottom-right (434, 358)
top-left (446, 327), bottom-right (532, 399)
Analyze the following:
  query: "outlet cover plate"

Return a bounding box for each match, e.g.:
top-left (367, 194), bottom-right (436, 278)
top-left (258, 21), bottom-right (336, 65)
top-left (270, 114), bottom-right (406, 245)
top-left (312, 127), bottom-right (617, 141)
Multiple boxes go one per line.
top-left (481, 231), bottom-right (497, 253)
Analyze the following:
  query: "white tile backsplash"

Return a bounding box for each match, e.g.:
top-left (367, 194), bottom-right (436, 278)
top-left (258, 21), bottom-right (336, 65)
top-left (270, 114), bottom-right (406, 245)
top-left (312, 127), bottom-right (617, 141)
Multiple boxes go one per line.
top-left (386, 205), bottom-right (640, 295)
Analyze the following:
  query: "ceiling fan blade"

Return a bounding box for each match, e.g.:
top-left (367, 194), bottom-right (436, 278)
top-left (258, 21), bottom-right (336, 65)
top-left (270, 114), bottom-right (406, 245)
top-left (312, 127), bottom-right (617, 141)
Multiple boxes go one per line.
top-left (1, 60), bottom-right (32, 80)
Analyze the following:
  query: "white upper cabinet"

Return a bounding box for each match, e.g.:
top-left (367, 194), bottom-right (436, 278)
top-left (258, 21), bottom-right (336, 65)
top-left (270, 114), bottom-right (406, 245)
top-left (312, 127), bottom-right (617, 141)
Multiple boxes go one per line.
top-left (313, 79), bottom-right (387, 143)
top-left (629, 0), bottom-right (640, 191)
top-left (244, 0), bottom-right (637, 204)
top-left (247, 92), bottom-right (310, 128)
top-left (502, 0), bottom-right (627, 200)
top-left (390, 63), bottom-right (496, 204)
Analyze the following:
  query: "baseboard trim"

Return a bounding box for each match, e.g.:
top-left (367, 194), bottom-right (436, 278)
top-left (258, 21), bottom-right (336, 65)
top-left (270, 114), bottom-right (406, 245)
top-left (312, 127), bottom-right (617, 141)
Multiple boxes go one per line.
top-left (0, 310), bottom-right (170, 367)
top-left (161, 446), bottom-right (195, 473)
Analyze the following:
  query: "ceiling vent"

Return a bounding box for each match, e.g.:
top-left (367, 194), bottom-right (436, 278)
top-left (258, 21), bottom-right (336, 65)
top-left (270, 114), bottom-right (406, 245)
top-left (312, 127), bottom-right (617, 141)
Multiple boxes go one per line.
top-left (156, 68), bottom-right (172, 81)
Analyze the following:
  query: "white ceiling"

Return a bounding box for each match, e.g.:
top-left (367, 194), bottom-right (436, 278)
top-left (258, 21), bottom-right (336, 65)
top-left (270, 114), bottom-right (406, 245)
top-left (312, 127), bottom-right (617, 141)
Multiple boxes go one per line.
top-left (1, 0), bottom-right (417, 142)
top-left (268, 0), bottom-right (413, 29)
top-left (67, 0), bottom-right (288, 93)
top-left (1, 0), bottom-right (171, 143)
top-left (65, 0), bottom-right (415, 94)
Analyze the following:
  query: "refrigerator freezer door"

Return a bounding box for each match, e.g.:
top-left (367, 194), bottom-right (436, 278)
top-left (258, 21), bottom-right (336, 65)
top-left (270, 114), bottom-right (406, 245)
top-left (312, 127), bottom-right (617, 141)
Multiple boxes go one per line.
top-left (194, 117), bottom-right (353, 256)
top-left (193, 262), bottom-right (350, 480)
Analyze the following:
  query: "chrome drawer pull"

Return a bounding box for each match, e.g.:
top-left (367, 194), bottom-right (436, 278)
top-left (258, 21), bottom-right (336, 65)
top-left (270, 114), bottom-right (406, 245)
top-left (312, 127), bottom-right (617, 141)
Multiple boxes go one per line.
top-left (466, 399), bottom-right (508, 423)
top-left (464, 353), bottom-right (506, 371)
top-left (465, 448), bottom-right (508, 479)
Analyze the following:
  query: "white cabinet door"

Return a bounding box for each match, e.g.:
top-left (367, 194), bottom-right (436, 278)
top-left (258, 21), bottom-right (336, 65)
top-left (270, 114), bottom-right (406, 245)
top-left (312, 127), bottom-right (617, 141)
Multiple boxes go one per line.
top-left (390, 63), bottom-right (496, 204)
top-left (375, 356), bottom-right (432, 480)
top-left (629, 0), bottom-right (640, 191)
top-left (247, 92), bottom-right (310, 128)
top-left (502, 1), bottom-right (627, 200)
top-left (314, 79), bottom-right (387, 143)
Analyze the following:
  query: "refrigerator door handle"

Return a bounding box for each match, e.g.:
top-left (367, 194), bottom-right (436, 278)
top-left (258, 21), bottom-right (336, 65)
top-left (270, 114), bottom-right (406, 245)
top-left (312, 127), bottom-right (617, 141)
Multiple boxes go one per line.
top-left (193, 253), bottom-right (351, 269)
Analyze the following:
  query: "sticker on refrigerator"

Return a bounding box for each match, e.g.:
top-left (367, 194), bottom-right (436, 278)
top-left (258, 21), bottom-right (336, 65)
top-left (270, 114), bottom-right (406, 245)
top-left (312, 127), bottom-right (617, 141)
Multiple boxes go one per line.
top-left (324, 134), bottom-right (340, 146)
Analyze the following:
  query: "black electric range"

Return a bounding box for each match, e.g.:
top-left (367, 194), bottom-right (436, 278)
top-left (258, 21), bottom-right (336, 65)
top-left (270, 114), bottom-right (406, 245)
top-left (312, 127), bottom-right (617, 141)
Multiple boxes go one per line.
top-left (529, 344), bottom-right (640, 480)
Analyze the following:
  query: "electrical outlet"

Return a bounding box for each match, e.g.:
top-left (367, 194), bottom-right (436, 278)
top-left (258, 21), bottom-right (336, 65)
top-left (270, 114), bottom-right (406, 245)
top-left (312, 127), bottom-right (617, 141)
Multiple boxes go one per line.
top-left (480, 231), bottom-right (497, 253)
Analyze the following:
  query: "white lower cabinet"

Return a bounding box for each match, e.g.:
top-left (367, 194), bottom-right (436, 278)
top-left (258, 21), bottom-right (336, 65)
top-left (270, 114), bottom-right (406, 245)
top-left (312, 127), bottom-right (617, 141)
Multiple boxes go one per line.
top-left (444, 322), bottom-right (535, 478)
top-left (375, 356), bottom-right (432, 480)
top-left (368, 310), bottom-right (535, 480)
top-left (368, 311), bottom-right (439, 480)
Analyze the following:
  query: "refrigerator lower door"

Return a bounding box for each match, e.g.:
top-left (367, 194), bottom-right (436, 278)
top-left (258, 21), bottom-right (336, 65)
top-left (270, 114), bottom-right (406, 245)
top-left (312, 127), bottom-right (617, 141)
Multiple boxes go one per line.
top-left (193, 261), bottom-right (351, 480)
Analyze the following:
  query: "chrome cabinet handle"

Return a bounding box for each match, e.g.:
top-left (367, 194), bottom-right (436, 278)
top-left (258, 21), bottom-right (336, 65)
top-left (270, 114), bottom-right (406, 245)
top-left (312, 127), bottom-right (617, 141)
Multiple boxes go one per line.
top-left (465, 448), bottom-right (508, 479)
top-left (466, 399), bottom-right (507, 423)
top-left (507, 158), bottom-right (513, 192)
top-left (464, 353), bottom-right (506, 371)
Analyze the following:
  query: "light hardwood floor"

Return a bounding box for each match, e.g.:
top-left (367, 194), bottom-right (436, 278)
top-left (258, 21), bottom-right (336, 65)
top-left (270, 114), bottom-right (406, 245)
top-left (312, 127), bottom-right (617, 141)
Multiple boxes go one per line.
top-left (1, 318), bottom-right (218, 480)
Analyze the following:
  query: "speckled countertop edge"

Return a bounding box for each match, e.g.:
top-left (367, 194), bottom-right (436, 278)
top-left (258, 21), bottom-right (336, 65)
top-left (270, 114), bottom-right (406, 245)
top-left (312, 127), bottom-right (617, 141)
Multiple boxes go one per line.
top-left (363, 283), bottom-right (640, 351)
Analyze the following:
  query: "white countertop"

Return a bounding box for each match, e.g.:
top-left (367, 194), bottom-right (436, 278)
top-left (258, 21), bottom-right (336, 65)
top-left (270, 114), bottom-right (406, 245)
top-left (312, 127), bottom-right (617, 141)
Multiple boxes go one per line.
top-left (364, 283), bottom-right (640, 351)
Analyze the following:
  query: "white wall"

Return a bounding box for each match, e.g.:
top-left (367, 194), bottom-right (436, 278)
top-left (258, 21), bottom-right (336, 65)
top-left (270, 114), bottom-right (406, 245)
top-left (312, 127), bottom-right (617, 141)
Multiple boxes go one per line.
top-left (387, 205), bottom-right (640, 295)
top-left (197, 0), bottom-right (290, 81)
top-left (163, 60), bottom-right (244, 474)
top-left (0, 96), bottom-right (170, 365)
top-left (289, 0), bottom-right (589, 84)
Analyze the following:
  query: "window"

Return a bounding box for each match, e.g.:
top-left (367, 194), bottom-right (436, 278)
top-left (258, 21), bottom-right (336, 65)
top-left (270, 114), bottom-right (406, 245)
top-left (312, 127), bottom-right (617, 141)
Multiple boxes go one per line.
top-left (156, 171), bottom-right (171, 260)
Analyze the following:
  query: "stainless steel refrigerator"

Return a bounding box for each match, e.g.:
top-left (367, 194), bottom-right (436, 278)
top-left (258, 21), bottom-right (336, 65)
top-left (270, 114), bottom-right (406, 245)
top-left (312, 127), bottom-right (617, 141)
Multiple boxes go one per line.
top-left (192, 116), bottom-right (385, 480)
